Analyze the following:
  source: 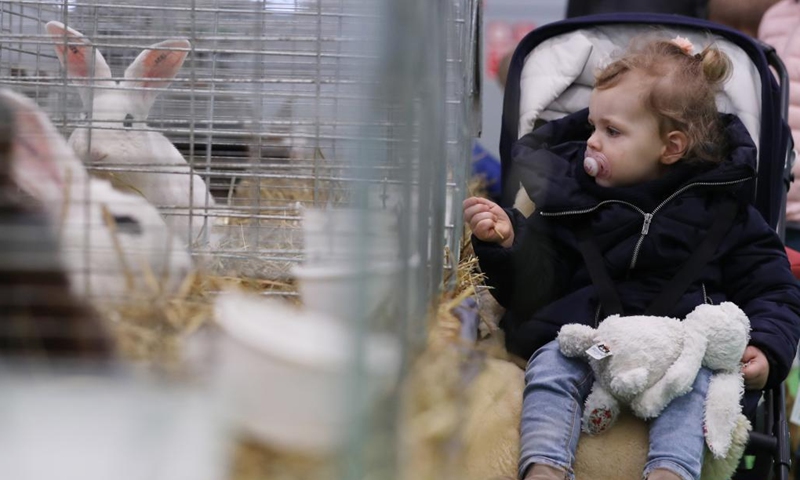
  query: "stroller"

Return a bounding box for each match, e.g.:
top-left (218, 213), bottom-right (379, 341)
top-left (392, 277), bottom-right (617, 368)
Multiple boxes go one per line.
top-left (497, 13), bottom-right (795, 480)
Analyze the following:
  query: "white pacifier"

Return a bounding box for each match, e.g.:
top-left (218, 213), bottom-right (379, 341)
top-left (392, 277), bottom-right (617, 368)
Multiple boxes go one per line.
top-left (584, 148), bottom-right (610, 179)
top-left (584, 157), bottom-right (601, 177)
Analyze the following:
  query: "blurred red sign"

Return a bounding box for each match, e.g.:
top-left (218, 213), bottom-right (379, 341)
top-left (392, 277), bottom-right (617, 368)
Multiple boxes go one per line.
top-left (486, 20), bottom-right (536, 80)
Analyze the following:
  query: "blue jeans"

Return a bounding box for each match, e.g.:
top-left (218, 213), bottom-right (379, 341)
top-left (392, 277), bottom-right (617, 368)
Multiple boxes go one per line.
top-left (519, 340), bottom-right (711, 480)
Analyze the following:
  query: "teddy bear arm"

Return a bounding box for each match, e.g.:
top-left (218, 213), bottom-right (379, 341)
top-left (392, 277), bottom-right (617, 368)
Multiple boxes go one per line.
top-left (558, 323), bottom-right (598, 358)
top-left (609, 366), bottom-right (649, 396)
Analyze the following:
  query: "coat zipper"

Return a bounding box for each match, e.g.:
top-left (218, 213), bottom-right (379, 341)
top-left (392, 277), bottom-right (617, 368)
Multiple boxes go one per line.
top-left (540, 177), bottom-right (749, 265)
top-left (539, 177), bottom-right (750, 321)
top-left (627, 178), bottom-right (749, 268)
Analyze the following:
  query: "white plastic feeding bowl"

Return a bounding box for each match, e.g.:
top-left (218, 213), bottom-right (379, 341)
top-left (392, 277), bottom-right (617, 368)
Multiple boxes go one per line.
top-left (213, 292), bottom-right (401, 453)
top-left (301, 207), bottom-right (401, 265)
top-left (292, 257), bottom-right (419, 321)
top-left (0, 373), bottom-right (229, 480)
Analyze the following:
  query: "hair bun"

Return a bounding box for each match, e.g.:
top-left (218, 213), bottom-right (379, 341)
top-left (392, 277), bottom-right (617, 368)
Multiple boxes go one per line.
top-left (698, 46), bottom-right (732, 85)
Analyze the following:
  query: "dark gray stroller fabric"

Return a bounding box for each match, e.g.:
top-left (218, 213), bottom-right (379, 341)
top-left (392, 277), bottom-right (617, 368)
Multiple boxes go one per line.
top-left (566, 0), bottom-right (707, 19)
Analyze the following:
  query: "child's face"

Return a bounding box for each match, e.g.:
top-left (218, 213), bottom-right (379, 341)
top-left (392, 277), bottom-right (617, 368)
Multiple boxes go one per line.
top-left (587, 73), bottom-right (670, 188)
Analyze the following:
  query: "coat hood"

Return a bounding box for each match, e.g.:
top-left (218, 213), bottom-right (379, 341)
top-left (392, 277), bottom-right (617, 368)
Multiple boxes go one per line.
top-left (509, 109), bottom-right (757, 213)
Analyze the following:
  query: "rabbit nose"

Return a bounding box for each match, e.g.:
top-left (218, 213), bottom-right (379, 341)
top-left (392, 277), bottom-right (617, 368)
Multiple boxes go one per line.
top-left (89, 149), bottom-right (108, 163)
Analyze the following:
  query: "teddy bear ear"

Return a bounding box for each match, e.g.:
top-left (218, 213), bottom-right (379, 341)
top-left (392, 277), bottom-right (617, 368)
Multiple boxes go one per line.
top-left (705, 372), bottom-right (748, 458)
top-left (557, 323), bottom-right (597, 358)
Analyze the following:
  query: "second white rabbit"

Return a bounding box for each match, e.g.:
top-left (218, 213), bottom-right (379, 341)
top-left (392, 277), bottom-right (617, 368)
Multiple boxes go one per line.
top-left (46, 20), bottom-right (221, 247)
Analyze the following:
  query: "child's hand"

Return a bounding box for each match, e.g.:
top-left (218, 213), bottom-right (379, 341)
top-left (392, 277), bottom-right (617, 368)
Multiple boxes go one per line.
top-left (741, 345), bottom-right (770, 390)
top-left (463, 196), bottom-right (514, 248)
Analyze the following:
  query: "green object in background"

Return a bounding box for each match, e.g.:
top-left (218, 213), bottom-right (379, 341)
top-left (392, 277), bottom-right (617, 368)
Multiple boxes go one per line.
top-left (789, 366), bottom-right (799, 397)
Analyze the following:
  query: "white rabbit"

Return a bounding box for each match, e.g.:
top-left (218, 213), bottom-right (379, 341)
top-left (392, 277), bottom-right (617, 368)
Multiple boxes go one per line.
top-left (1, 88), bottom-right (193, 304)
top-left (45, 21), bottom-right (221, 247)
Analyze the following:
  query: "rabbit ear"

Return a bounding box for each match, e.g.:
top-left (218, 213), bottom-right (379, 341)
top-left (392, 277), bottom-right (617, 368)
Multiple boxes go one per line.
top-left (0, 89), bottom-right (85, 202)
top-left (123, 39), bottom-right (190, 111)
top-left (45, 21), bottom-right (113, 106)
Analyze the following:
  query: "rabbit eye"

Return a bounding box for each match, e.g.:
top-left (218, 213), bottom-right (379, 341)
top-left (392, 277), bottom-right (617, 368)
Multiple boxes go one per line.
top-left (123, 114), bottom-right (133, 129)
top-left (112, 215), bottom-right (142, 235)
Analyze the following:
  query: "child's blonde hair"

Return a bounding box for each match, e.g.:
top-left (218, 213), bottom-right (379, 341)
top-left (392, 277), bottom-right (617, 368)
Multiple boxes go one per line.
top-left (595, 38), bottom-right (732, 163)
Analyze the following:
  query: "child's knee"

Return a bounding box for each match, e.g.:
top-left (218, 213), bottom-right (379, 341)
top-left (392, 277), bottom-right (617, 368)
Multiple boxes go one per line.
top-left (525, 340), bottom-right (593, 387)
top-left (527, 340), bottom-right (571, 372)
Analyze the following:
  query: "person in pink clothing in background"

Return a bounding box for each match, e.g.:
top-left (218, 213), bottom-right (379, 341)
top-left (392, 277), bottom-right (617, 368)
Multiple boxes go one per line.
top-left (708, 0), bottom-right (779, 37)
top-left (758, 0), bottom-right (800, 249)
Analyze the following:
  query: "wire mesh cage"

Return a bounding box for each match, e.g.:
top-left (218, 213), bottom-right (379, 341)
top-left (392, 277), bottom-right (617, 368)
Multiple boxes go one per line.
top-left (0, 0), bottom-right (478, 479)
top-left (0, 0), bottom-right (479, 328)
top-left (0, 0), bottom-right (475, 289)
top-left (3, 0), bottom-right (384, 279)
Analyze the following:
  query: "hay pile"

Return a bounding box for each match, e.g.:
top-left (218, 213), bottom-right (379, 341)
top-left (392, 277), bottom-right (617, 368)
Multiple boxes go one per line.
top-left (98, 149), bottom-right (348, 363)
top-left (99, 271), bottom-right (297, 368)
top-left (400, 221), bottom-right (521, 480)
top-left (229, 163), bottom-right (349, 208)
top-left (230, 437), bottom-right (337, 480)
top-left (203, 157), bottom-right (350, 280)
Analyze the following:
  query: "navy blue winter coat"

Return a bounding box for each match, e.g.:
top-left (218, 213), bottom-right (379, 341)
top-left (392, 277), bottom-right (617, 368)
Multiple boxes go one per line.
top-left (475, 109), bottom-right (800, 392)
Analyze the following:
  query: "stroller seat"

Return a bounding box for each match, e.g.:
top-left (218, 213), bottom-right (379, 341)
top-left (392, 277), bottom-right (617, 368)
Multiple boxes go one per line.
top-left (515, 25), bottom-right (762, 153)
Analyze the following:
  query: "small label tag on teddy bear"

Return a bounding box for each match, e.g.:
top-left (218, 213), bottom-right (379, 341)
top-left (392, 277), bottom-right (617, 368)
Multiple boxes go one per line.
top-left (586, 343), bottom-right (612, 360)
